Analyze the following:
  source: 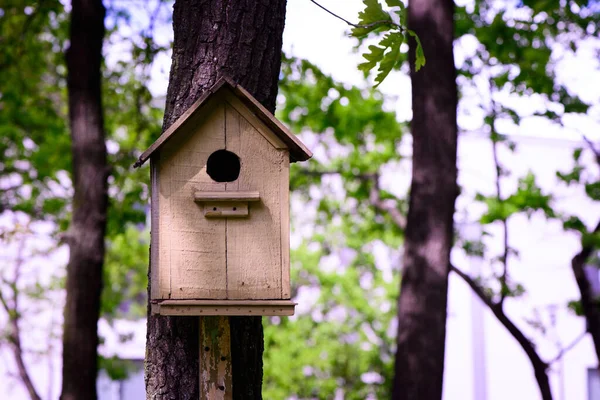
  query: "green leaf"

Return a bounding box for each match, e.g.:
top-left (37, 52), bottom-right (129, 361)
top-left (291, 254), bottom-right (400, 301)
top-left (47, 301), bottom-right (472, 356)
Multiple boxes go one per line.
top-left (567, 300), bottom-right (584, 316)
top-left (358, 33), bottom-right (404, 86)
top-left (385, 0), bottom-right (403, 7)
top-left (407, 29), bottom-right (426, 71)
top-left (586, 182), bottom-right (600, 201)
top-left (358, 44), bottom-right (386, 74)
top-left (375, 34), bottom-right (403, 85)
top-left (358, 0), bottom-right (389, 23)
top-left (352, 0), bottom-right (391, 37)
top-left (563, 216), bottom-right (587, 234)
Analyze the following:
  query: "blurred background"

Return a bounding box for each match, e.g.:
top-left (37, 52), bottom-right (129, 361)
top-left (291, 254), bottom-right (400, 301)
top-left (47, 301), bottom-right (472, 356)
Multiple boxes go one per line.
top-left (1, 0), bottom-right (600, 399)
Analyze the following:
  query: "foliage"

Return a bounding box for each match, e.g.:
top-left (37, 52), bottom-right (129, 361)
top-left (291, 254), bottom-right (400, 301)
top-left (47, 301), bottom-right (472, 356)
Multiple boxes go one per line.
top-left (262, 55), bottom-right (406, 398)
top-left (352, 0), bottom-right (424, 85)
top-left (0, 0), bottom-right (168, 393)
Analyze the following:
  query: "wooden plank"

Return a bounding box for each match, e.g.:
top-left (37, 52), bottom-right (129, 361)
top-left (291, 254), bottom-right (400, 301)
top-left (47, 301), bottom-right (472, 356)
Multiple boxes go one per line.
top-left (170, 250), bottom-right (227, 299)
top-left (224, 92), bottom-right (286, 149)
top-left (157, 156), bottom-right (172, 299)
top-left (194, 191), bottom-right (260, 202)
top-left (225, 104), bottom-right (241, 192)
top-left (226, 117), bottom-right (282, 299)
top-left (279, 153), bottom-right (291, 299)
top-left (158, 300), bottom-right (295, 306)
top-left (153, 300), bottom-right (296, 316)
top-left (160, 103), bottom-right (228, 300)
top-left (204, 202), bottom-right (249, 218)
top-left (199, 317), bottom-right (232, 400)
top-left (150, 159), bottom-right (161, 300)
top-left (230, 84), bottom-right (312, 162)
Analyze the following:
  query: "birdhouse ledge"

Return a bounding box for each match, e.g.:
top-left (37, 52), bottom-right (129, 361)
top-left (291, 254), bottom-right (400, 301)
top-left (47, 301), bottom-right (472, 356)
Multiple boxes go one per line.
top-left (194, 191), bottom-right (260, 218)
top-left (151, 299), bottom-right (296, 316)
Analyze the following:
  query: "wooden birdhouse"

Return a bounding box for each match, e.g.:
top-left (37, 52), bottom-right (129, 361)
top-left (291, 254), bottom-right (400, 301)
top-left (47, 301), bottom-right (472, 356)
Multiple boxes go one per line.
top-left (134, 77), bottom-right (311, 317)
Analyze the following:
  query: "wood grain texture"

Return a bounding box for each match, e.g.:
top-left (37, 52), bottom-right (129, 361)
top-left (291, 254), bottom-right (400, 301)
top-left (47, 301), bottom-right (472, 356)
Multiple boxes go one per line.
top-left (158, 103), bottom-right (227, 300)
top-left (194, 191), bottom-right (260, 202)
top-left (200, 317), bottom-right (232, 400)
top-left (150, 160), bottom-right (162, 299)
top-left (226, 110), bottom-right (283, 300)
top-left (279, 155), bottom-right (291, 299)
top-left (155, 300), bottom-right (296, 316)
top-left (225, 103), bottom-right (241, 192)
top-left (229, 84), bottom-right (312, 161)
top-left (224, 91), bottom-right (286, 150)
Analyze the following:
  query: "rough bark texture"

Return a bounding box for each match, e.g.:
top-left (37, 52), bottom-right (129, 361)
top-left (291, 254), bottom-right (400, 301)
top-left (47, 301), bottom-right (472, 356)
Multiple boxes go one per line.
top-left (145, 1), bottom-right (287, 399)
top-left (392, 0), bottom-right (458, 399)
top-left (61, 1), bottom-right (107, 400)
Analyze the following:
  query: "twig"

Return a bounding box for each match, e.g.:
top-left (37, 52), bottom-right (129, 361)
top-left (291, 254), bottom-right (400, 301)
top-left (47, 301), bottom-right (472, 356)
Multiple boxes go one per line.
top-left (548, 331), bottom-right (587, 365)
top-left (583, 136), bottom-right (600, 167)
top-left (487, 78), bottom-right (510, 307)
top-left (308, 0), bottom-right (401, 31)
top-left (363, 172), bottom-right (406, 229)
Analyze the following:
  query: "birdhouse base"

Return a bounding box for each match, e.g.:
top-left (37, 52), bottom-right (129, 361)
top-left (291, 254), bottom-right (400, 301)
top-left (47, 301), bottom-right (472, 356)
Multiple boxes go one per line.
top-left (150, 299), bottom-right (296, 316)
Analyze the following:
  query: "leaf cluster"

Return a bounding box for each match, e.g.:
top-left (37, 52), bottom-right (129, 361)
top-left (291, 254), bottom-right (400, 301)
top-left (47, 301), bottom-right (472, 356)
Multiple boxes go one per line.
top-left (352, 0), bottom-right (424, 85)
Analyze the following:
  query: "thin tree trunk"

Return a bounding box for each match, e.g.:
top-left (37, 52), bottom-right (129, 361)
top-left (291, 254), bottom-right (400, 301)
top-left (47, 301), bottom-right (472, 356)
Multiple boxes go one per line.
top-left (572, 220), bottom-right (600, 365)
top-left (60, 0), bottom-right (107, 399)
top-left (392, 0), bottom-right (458, 398)
top-left (145, 1), bottom-right (287, 398)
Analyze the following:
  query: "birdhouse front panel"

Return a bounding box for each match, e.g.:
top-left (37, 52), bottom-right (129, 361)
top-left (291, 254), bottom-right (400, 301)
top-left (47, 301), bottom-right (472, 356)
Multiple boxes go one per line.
top-left (150, 93), bottom-right (290, 302)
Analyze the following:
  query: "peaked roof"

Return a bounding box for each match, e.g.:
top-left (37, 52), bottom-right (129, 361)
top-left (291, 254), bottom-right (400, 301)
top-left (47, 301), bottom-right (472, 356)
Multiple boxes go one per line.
top-left (133, 77), bottom-right (312, 168)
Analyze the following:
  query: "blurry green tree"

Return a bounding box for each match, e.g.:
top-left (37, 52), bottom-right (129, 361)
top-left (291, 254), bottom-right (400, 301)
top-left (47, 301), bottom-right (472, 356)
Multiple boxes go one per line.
top-left (0, 0), bottom-right (167, 397)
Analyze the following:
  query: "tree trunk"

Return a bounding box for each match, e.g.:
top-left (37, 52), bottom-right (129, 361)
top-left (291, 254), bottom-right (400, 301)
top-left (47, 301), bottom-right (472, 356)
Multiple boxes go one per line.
top-left (392, 0), bottom-right (458, 399)
top-left (61, 1), bottom-right (107, 400)
top-left (145, 1), bottom-right (287, 398)
top-left (572, 220), bottom-right (600, 366)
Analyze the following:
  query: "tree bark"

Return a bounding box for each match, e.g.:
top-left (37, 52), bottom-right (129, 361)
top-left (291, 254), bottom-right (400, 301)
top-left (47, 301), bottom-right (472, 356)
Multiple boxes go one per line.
top-left (572, 220), bottom-right (600, 366)
top-left (392, 0), bottom-right (458, 399)
top-left (145, 1), bottom-right (287, 399)
top-left (61, 1), bottom-right (107, 400)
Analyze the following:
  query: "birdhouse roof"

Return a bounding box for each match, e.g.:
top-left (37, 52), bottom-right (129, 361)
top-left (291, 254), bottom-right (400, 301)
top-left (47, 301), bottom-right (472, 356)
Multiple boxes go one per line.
top-left (133, 77), bottom-right (312, 168)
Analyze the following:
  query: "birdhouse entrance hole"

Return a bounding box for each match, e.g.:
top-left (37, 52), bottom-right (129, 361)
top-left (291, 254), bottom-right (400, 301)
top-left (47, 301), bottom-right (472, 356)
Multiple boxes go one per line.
top-left (206, 149), bottom-right (240, 182)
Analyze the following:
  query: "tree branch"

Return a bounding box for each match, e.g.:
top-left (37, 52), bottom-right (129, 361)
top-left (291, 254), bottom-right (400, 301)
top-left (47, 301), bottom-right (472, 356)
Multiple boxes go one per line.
top-left (308, 0), bottom-right (401, 31)
top-left (548, 330), bottom-right (587, 365)
top-left (364, 172), bottom-right (406, 229)
top-left (0, 231), bottom-right (42, 400)
top-left (583, 136), bottom-right (600, 167)
top-left (450, 264), bottom-right (553, 400)
top-left (302, 169), bottom-right (407, 228)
